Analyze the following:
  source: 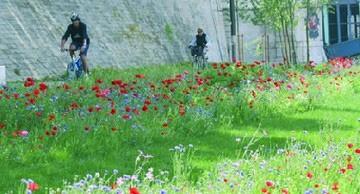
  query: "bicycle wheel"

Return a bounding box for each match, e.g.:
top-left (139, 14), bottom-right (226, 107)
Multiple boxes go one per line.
top-left (200, 56), bottom-right (205, 69)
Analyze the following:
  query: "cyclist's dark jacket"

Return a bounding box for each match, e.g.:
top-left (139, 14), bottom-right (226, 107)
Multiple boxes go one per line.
top-left (62, 22), bottom-right (90, 45)
top-left (196, 33), bottom-right (207, 47)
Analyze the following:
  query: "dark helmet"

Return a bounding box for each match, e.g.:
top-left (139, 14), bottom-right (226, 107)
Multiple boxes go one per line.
top-left (70, 13), bottom-right (80, 22)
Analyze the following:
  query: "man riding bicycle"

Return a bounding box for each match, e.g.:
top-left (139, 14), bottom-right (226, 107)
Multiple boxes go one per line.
top-left (188, 28), bottom-right (209, 58)
top-left (60, 13), bottom-right (90, 76)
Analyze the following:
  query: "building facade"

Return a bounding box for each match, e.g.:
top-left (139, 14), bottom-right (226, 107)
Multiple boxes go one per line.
top-left (221, 0), bottom-right (360, 63)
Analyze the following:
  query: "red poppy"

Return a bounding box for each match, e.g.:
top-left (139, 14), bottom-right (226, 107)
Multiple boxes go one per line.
top-left (212, 63), bottom-right (218, 69)
top-left (144, 99), bottom-right (151, 105)
top-left (112, 79), bottom-right (123, 86)
top-left (48, 114), bottom-right (55, 121)
top-left (27, 182), bottom-right (39, 191)
top-left (122, 114), bottom-right (131, 120)
top-left (281, 188), bottom-right (289, 194)
top-left (332, 182), bottom-right (339, 191)
top-left (340, 168), bottom-right (346, 174)
top-left (133, 109), bottom-right (140, 115)
top-left (120, 88), bottom-right (128, 94)
top-left (306, 172), bottom-right (313, 179)
top-left (24, 77), bottom-right (35, 87)
top-left (96, 79), bottom-right (103, 84)
top-left (33, 89), bottom-right (40, 97)
top-left (179, 105), bottom-right (185, 116)
top-left (142, 105), bottom-right (148, 112)
top-left (111, 127), bottom-right (117, 132)
top-left (261, 188), bottom-right (268, 193)
top-left (125, 106), bottom-right (131, 112)
top-left (265, 180), bottom-right (274, 187)
top-left (63, 83), bottom-right (71, 90)
top-left (28, 98), bottom-right (36, 105)
top-left (162, 94), bottom-right (170, 99)
top-left (13, 93), bottom-right (19, 99)
top-left (162, 123), bottom-right (168, 128)
top-left (355, 148), bottom-right (360, 154)
top-left (347, 164), bottom-right (354, 170)
top-left (71, 102), bottom-right (79, 110)
top-left (110, 109), bottom-right (116, 115)
top-left (52, 126), bottom-right (58, 131)
top-left (129, 187), bottom-right (140, 194)
top-left (39, 82), bottom-right (47, 91)
top-left (88, 107), bottom-right (94, 113)
top-left (51, 130), bottom-right (57, 136)
top-left (135, 74), bottom-right (145, 79)
top-left (92, 85), bottom-right (100, 92)
top-left (221, 63), bottom-right (226, 69)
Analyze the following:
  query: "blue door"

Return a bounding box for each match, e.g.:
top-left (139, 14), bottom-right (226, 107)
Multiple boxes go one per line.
top-left (323, 0), bottom-right (360, 58)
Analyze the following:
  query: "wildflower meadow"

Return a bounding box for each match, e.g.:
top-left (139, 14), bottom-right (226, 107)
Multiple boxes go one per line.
top-left (2, 59), bottom-right (360, 193)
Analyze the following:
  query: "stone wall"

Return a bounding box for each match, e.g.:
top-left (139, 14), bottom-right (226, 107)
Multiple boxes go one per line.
top-left (0, 0), bottom-right (229, 81)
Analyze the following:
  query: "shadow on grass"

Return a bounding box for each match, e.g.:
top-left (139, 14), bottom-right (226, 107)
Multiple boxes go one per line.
top-left (313, 105), bottom-right (360, 114)
top-left (239, 113), bottom-right (353, 132)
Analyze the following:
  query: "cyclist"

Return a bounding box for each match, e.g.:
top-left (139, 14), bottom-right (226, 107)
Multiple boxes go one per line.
top-left (188, 28), bottom-right (209, 58)
top-left (60, 13), bottom-right (90, 76)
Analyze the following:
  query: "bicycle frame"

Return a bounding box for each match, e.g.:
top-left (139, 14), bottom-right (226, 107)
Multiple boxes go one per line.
top-left (64, 49), bottom-right (83, 79)
top-left (191, 46), bottom-right (208, 71)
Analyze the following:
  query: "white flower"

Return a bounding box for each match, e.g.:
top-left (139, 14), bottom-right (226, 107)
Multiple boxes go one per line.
top-left (116, 177), bottom-right (124, 186)
top-left (146, 170), bottom-right (154, 180)
top-left (131, 175), bottom-right (138, 181)
top-left (113, 169), bottom-right (119, 175)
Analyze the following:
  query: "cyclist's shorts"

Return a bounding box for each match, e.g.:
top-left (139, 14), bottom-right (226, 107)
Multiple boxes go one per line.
top-left (71, 42), bottom-right (90, 56)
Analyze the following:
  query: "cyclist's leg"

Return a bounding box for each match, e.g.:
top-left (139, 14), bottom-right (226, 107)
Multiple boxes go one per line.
top-left (80, 44), bottom-right (90, 74)
top-left (69, 42), bottom-right (79, 58)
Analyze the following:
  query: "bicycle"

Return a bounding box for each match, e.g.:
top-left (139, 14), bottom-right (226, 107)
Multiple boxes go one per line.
top-left (191, 46), bottom-right (208, 71)
top-left (63, 49), bottom-right (84, 79)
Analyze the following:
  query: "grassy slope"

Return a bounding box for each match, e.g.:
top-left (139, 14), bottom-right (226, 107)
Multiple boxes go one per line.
top-left (1, 63), bottom-right (359, 192)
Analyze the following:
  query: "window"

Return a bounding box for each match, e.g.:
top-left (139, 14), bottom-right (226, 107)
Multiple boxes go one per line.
top-left (326, 2), bottom-right (360, 45)
top-left (328, 5), bottom-right (339, 44)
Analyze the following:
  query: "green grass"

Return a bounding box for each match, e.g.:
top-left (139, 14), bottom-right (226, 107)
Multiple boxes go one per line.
top-left (1, 61), bottom-right (360, 193)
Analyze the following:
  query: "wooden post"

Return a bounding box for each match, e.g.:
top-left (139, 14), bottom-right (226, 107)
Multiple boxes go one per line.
top-left (241, 34), bottom-right (244, 62)
top-left (230, 0), bottom-right (237, 62)
top-left (263, 34), bottom-right (267, 63)
top-left (266, 34), bottom-right (270, 63)
top-left (0, 66), bottom-right (5, 86)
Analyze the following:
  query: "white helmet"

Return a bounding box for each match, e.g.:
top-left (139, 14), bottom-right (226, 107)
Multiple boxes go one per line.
top-left (70, 13), bottom-right (80, 22)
